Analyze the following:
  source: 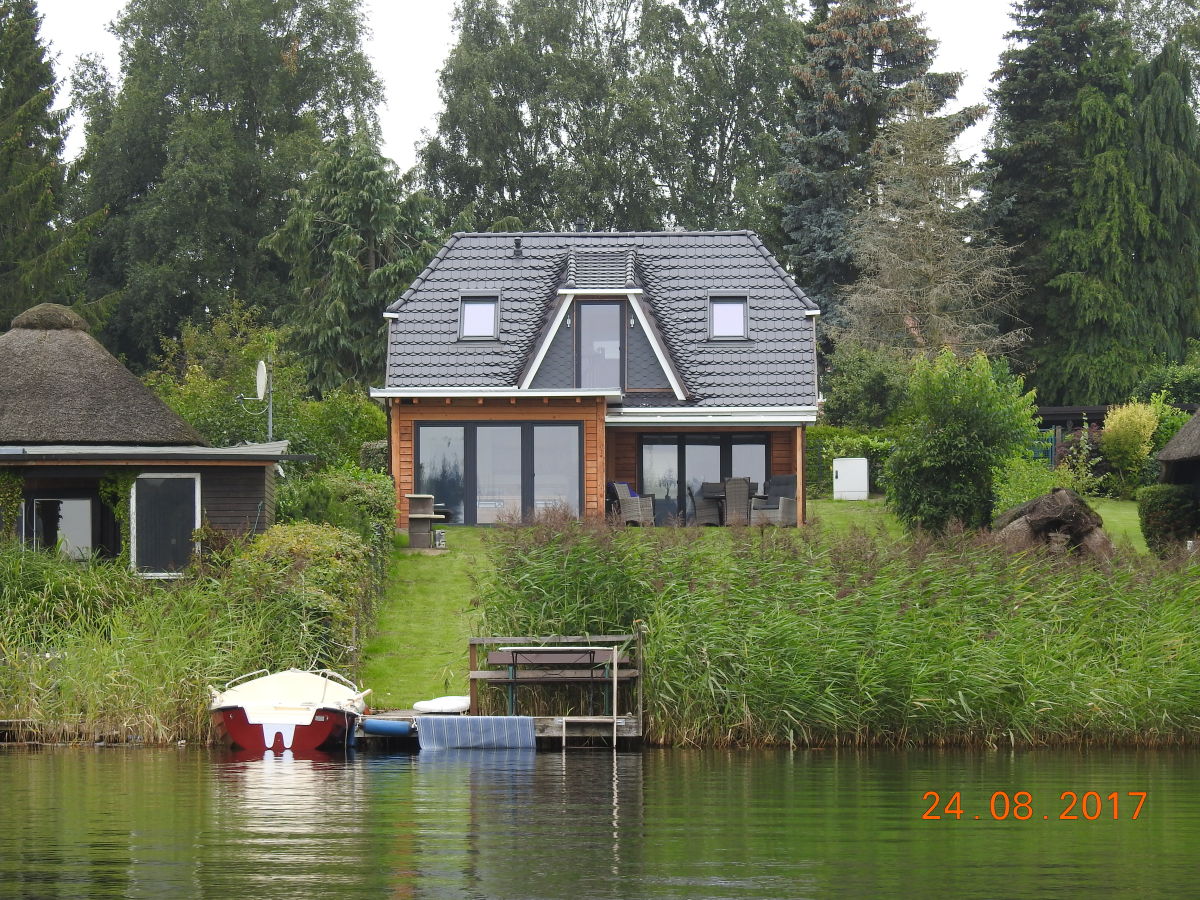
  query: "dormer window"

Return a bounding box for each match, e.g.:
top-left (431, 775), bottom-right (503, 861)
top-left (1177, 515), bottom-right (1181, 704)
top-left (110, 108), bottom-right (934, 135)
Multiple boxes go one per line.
top-left (578, 300), bottom-right (623, 389)
top-left (709, 295), bottom-right (748, 339)
top-left (459, 296), bottom-right (499, 339)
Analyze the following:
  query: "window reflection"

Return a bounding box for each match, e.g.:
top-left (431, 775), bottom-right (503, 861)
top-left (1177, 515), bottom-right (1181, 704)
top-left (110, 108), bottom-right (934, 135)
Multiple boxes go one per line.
top-left (417, 426), bottom-right (465, 523)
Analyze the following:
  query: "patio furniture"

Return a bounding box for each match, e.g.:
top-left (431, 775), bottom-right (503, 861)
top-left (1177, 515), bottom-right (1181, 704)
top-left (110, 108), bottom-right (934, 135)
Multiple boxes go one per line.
top-left (688, 484), bottom-right (722, 526)
top-left (752, 474), bottom-right (798, 526)
top-left (722, 477), bottom-right (752, 526)
top-left (609, 482), bottom-right (656, 526)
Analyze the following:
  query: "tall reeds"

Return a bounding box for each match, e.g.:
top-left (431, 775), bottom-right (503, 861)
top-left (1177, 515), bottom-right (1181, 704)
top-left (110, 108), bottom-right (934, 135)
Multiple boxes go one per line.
top-left (0, 522), bottom-right (375, 744)
top-left (480, 521), bottom-right (1200, 747)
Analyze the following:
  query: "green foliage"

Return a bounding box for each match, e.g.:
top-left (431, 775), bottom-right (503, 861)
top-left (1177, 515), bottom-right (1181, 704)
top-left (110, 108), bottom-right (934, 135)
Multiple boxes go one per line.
top-left (0, 0), bottom-right (98, 323)
top-left (1148, 391), bottom-right (1192, 453)
top-left (1136, 483), bottom-right (1199, 557)
top-left (886, 351), bottom-right (1041, 533)
top-left (144, 304), bottom-right (385, 467)
top-left (781, 0), bottom-right (957, 323)
top-left (98, 472), bottom-right (136, 562)
top-left (277, 465), bottom-right (394, 556)
top-left (359, 440), bottom-right (388, 473)
top-left (1101, 402), bottom-right (1159, 498)
top-left (422, 0), bottom-right (803, 237)
top-left (0, 469), bottom-right (20, 536)
top-left (263, 134), bottom-right (445, 394)
top-left (72, 0), bottom-right (383, 367)
top-left (1133, 343), bottom-right (1200, 401)
top-left (819, 345), bottom-right (909, 429)
top-left (992, 453), bottom-right (1064, 515)
top-left (805, 425), bottom-right (897, 498)
top-left (0, 521), bottom-right (377, 742)
top-left (479, 522), bottom-right (1200, 746)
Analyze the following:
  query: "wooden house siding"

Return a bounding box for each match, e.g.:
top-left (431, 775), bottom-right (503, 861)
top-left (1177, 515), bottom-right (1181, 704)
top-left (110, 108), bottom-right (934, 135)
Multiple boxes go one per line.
top-left (388, 396), bottom-right (608, 527)
top-left (199, 465), bottom-right (274, 535)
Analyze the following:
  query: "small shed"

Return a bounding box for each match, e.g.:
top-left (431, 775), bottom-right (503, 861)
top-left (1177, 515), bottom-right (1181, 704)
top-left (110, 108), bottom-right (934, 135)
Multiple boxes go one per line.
top-left (0, 304), bottom-right (287, 575)
top-left (1157, 411), bottom-right (1200, 488)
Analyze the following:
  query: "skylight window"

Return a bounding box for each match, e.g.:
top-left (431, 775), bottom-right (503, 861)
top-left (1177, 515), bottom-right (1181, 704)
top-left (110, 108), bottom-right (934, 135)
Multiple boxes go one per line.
top-left (459, 296), bottom-right (499, 339)
top-left (709, 296), bottom-right (748, 339)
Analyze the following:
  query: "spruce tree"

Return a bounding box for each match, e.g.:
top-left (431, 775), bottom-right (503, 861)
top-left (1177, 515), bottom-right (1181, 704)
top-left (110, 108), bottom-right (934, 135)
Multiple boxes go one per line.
top-left (985, 0), bottom-right (1135, 399)
top-left (0, 0), bottom-right (93, 325)
top-left (779, 0), bottom-right (958, 326)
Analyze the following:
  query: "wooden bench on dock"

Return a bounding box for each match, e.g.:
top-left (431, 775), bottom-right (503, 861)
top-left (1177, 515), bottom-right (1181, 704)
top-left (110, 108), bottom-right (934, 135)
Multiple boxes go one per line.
top-left (468, 635), bottom-right (642, 744)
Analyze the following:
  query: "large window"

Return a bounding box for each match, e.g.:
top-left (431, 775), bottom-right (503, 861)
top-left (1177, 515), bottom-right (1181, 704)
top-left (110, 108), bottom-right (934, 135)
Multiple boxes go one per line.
top-left (131, 474), bottom-right (200, 576)
top-left (416, 423), bottom-right (582, 524)
top-left (639, 434), bottom-right (768, 521)
top-left (578, 301), bottom-right (623, 389)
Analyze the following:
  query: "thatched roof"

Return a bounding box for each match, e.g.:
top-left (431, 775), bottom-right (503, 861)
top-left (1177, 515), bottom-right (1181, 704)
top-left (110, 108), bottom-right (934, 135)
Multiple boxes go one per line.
top-left (0, 304), bottom-right (208, 446)
top-left (1158, 411), bottom-right (1200, 462)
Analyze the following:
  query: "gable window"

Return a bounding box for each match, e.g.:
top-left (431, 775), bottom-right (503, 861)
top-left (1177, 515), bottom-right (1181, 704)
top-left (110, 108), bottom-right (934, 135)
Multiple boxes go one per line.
top-left (709, 295), bottom-right (748, 339)
top-left (459, 296), bottom-right (499, 339)
top-left (578, 300), bottom-right (624, 389)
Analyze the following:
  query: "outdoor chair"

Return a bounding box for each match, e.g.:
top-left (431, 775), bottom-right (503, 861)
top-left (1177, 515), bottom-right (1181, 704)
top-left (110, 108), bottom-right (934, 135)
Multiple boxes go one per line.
top-left (688, 485), bottom-right (722, 526)
top-left (609, 482), bottom-right (656, 526)
top-left (722, 477), bottom-right (752, 526)
top-left (752, 474), bottom-right (798, 527)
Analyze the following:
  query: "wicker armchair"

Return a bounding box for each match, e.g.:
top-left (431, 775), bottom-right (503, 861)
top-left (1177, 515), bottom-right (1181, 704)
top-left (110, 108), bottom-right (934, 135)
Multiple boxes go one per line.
top-left (609, 482), bottom-right (656, 526)
top-left (722, 477), bottom-right (752, 526)
top-left (752, 474), bottom-right (798, 526)
top-left (688, 484), bottom-right (722, 526)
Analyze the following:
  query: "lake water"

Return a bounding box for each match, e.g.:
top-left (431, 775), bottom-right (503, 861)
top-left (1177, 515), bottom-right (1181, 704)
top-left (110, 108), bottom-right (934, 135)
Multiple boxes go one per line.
top-left (1, 746), bottom-right (1196, 899)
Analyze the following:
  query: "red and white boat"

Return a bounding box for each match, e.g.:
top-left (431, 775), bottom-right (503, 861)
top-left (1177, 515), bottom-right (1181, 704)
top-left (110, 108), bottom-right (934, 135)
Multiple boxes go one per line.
top-left (209, 669), bottom-right (370, 753)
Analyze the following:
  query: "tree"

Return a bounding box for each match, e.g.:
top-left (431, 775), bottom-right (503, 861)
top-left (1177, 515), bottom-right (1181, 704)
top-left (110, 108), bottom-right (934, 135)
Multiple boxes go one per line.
top-left (819, 343), bottom-right (909, 428)
top-left (0, 0), bottom-right (97, 325)
top-left (838, 88), bottom-right (1025, 358)
top-left (420, 0), bottom-right (804, 237)
top-left (264, 134), bottom-right (445, 395)
top-left (885, 350), bottom-right (1041, 533)
top-left (73, 0), bottom-right (383, 368)
top-left (985, 0), bottom-right (1137, 398)
top-left (779, 0), bottom-right (958, 326)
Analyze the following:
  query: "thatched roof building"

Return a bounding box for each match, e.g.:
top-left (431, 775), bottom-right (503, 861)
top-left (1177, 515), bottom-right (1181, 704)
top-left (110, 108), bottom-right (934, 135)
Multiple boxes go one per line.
top-left (0, 304), bottom-right (206, 446)
top-left (1158, 411), bottom-right (1200, 486)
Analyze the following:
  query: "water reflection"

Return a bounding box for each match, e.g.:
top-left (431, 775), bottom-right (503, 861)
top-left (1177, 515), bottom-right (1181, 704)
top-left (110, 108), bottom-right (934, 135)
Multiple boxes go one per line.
top-left (2, 746), bottom-right (1198, 898)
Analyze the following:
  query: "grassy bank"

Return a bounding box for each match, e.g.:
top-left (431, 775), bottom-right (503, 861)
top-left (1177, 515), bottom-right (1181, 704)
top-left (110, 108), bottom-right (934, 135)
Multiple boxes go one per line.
top-left (0, 523), bottom-right (376, 744)
top-left (479, 521), bottom-right (1200, 748)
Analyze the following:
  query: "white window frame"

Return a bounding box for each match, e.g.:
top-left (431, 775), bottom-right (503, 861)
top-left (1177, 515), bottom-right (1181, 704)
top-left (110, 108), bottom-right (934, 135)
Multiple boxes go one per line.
top-left (708, 294), bottom-right (749, 340)
top-left (130, 473), bottom-right (201, 579)
top-left (458, 294), bottom-right (500, 340)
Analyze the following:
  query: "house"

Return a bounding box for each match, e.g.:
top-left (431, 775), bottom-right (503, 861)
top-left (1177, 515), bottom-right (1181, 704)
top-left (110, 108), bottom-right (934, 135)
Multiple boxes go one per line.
top-left (1158, 411), bottom-right (1200, 487)
top-left (371, 230), bottom-right (820, 528)
top-left (0, 304), bottom-right (287, 575)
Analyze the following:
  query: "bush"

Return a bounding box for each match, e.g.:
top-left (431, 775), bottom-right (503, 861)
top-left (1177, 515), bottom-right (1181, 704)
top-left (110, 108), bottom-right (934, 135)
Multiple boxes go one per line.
top-left (992, 454), bottom-right (1064, 515)
top-left (820, 345), bottom-right (909, 428)
top-left (886, 351), bottom-right (1041, 533)
top-left (277, 465), bottom-right (395, 555)
top-left (1136, 484), bottom-right (1199, 558)
top-left (806, 426), bottom-right (897, 498)
top-left (1101, 403), bottom-right (1158, 499)
top-left (360, 439), bottom-right (389, 472)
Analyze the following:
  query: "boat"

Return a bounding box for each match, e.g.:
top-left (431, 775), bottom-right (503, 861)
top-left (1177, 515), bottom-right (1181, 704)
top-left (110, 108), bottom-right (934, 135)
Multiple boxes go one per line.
top-left (209, 669), bottom-right (370, 753)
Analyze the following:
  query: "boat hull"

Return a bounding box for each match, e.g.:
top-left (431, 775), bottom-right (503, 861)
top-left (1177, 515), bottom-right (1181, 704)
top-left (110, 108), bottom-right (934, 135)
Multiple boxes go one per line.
top-left (213, 706), bottom-right (358, 753)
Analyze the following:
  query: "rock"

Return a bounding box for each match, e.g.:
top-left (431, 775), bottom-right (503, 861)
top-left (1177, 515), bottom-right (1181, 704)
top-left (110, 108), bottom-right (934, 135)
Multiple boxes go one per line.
top-left (1078, 527), bottom-right (1115, 559)
top-left (995, 517), bottom-right (1038, 552)
top-left (991, 488), bottom-right (1113, 557)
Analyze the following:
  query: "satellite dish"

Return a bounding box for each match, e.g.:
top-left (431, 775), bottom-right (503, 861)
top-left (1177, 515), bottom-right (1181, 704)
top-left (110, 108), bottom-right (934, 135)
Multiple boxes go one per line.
top-left (255, 360), bottom-right (267, 401)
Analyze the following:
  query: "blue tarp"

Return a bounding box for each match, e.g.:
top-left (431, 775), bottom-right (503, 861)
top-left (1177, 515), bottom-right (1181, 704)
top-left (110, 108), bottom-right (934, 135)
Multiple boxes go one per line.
top-left (416, 715), bottom-right (536, 750)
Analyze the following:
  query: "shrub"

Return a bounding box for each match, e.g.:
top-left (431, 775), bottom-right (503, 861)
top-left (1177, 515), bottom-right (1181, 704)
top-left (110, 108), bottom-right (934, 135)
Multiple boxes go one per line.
top-left (360, 439), bottom-right (389, 472)
top-left (1054, 422), bottom-right (1108, 495)
top-left (1136, 484), bottom-right (1199, 558)
top-left (886, 351), bottom-right (1041, 533)
top-left (992, 454), bottom-right (1064, 515)
top-left (1101, 403), bottom-right (1158, 499)
top-left (820, 345), bottom-right (909, 429)
top-left (1148, 391), bottom-right (1192, 455)
top-left (805, 426), bottom-right (897, 498)
top-left (277, 465), bottom-right (395, 555)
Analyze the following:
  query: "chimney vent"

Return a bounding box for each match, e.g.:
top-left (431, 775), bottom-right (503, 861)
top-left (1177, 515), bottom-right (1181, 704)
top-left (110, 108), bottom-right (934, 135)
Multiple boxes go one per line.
top-left (574, 217), bottom-right (588, 233)
top-left (513, 236), bottom-right (523, 257)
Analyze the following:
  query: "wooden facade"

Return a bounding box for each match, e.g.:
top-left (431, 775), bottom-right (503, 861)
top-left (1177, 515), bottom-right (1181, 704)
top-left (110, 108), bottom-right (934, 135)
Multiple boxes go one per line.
top-left (388, 396), bottom-right (608, 526)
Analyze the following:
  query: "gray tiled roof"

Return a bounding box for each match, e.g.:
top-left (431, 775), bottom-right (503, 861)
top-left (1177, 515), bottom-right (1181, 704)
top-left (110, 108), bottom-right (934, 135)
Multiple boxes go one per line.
top-left (383, 231), bottom-right (820, 408)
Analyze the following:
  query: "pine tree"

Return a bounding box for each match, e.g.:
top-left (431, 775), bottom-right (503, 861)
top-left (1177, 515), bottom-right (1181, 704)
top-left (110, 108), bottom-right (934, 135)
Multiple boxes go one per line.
top-left (0, 0), bottom-right (95, 325)
top-left (985, 0), bottom-right (1135, 396)
top-left (779, 0), bottom-right (958, 326)
top-left (264, 134), bottom-right (445, 395)
top-left (839, 89), bottom-right (1024, 359)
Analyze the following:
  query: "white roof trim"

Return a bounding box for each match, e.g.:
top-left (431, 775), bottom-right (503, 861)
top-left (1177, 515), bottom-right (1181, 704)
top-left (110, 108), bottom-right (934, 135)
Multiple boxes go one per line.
top-left (557, 288), bottom-right (643, 296)
top-left (383, 311), bottom-right (401, 319)
top-left (606, 406), bottom-right (817, 426)
top-left (628, 295), bottom-right (688, 401)
top-left (0, 441), bottom-right (290, 460)
top-left (370, 387), bottom-right (621, 400)
top-left (805, 310), bottom-right (820, 317)
top-left (518, 293), bottom-right (575, 390)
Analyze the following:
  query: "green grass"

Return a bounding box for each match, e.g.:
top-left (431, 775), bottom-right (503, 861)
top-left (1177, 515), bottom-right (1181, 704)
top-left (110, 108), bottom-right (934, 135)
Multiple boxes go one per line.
top-left (360, 529), bottom-right (486, 710)
top-left (1089, 498), bottom-right (1148, 554)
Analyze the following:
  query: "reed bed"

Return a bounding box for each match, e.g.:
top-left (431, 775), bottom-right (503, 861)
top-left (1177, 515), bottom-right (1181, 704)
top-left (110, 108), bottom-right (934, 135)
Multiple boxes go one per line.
top-left (0, 522), bottom-right (375, 744)
top-left (480, 520), bottom-right (1200, 748)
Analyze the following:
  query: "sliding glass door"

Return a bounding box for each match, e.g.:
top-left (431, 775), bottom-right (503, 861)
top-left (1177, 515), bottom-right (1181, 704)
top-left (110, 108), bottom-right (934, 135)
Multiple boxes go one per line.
top-left (639, 433), bottom-right (769, 521)
top-left (416, 422), bottom-right (582, 524)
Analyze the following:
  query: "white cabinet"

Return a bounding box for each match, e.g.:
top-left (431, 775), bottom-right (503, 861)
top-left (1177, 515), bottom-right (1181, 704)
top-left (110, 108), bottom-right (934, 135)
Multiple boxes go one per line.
top-left (833, 457), bottom-right (869, 501)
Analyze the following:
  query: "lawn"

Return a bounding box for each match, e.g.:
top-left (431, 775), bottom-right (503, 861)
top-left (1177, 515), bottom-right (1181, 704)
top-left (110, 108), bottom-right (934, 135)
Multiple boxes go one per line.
top-left (359, 529), bottom-right (487, 710)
